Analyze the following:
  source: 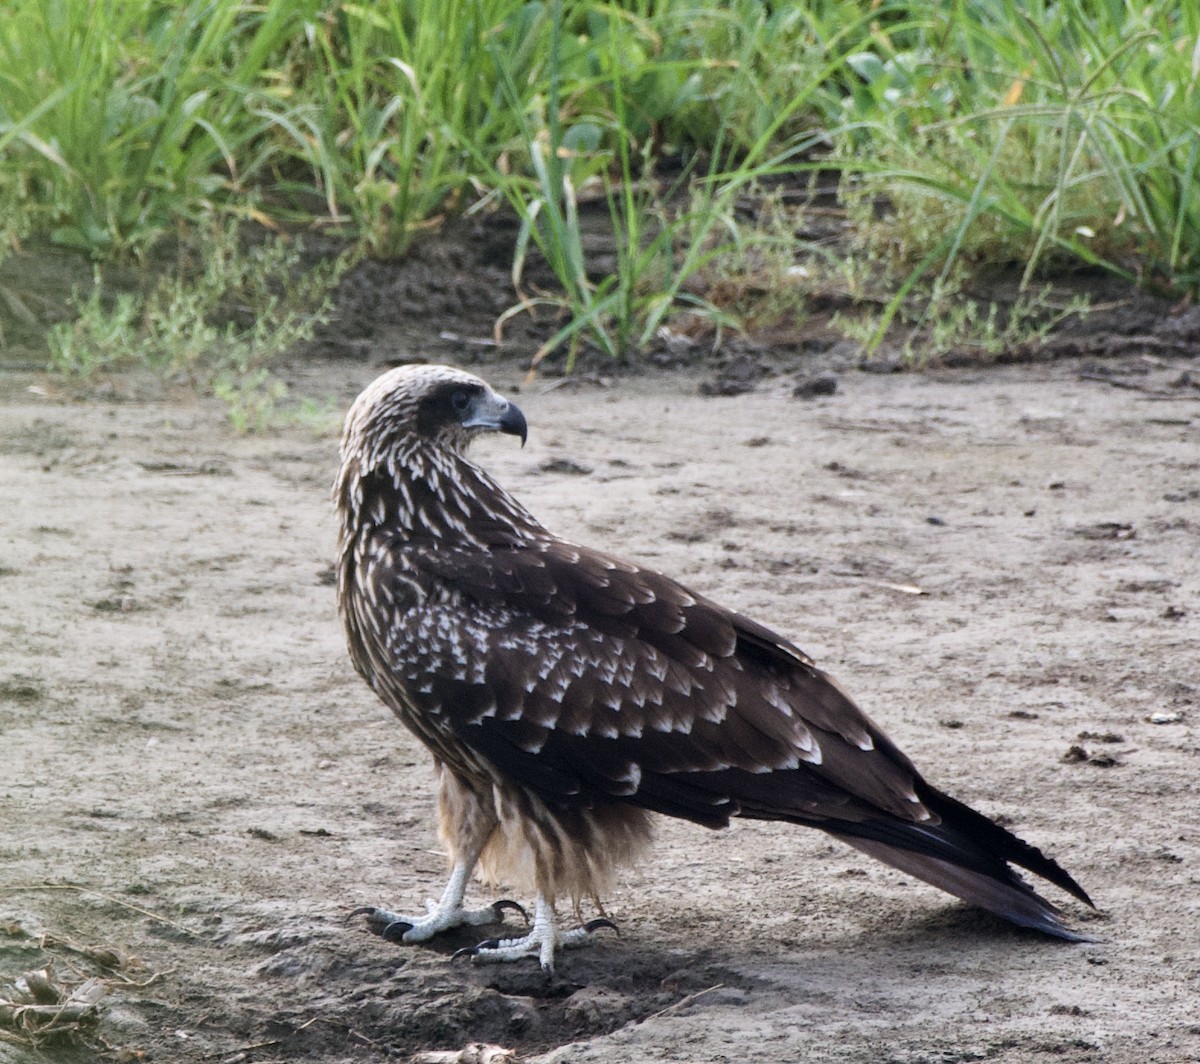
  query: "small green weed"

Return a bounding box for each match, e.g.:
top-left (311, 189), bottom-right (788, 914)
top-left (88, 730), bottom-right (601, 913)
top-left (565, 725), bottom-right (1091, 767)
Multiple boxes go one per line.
top-left (46, 278), bottom-right (141, 377)
top-left (835, 276), bottom-right (1091, 366)
top-left (212, 368), bottom-right (289, 434)
top-left (48, 222), bottom-right (350, 428)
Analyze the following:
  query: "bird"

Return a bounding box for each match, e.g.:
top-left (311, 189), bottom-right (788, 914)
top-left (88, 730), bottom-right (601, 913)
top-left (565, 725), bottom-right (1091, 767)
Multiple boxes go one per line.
top-left (334, 363), bottom-right (1093, 973)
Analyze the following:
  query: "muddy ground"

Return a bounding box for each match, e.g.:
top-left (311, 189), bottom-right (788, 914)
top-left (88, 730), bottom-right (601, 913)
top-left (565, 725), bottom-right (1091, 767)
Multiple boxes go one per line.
top-left (2, 326), bottom-right (1200, 1061)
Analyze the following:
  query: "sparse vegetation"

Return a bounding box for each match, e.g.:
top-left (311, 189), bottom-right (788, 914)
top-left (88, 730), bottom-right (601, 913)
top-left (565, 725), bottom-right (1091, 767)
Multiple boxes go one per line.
top-left (833, 276), bottom-right (1093, 366)
top-left (488, 1), bottom-right (822, 367)
top-left (48, 224), bottom-right (350, 427)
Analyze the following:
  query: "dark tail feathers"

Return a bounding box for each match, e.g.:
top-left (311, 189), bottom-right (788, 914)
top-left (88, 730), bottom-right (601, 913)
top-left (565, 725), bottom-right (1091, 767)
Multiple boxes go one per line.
top-left (823, 785), bottom-right (1095, 941)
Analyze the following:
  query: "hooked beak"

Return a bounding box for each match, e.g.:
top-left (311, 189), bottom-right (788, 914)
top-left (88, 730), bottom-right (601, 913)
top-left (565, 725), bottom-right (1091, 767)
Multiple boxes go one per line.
top-left (463, 392), bottom-right (528, 447)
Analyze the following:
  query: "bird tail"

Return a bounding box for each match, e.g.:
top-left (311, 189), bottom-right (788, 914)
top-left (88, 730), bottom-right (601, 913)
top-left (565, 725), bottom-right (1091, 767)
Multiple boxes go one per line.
top-left (821, 786), bottom-right (1096, 941)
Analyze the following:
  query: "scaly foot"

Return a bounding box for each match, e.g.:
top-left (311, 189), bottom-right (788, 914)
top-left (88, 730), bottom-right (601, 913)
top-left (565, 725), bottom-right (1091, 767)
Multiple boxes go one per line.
top-left (451, 893), bottom-right (617, 974)
top-left (351, 897), bottom-right (527, 943)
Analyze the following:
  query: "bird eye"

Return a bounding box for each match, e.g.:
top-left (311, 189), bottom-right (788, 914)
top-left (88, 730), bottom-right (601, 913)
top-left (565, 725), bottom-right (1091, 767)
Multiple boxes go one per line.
top-left (450, 389), bottom-right (471, 414)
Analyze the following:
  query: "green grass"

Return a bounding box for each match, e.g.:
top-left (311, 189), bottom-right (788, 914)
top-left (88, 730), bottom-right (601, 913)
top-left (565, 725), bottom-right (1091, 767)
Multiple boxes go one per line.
top-left (833, 1), bottom-right (1200, 323)
top-left (263, 0), bottom-right (552, 257)
top-left (488, 0), bottom-right (829, 366)
top-left (1, 0), bottom-right (1197, 376)
top-left (0, 0), bottom-right (316, 255)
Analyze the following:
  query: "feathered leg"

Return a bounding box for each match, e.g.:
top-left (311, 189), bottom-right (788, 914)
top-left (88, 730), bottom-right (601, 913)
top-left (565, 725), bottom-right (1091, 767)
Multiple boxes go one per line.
top-left (452, 892), bottom-right (617, 975)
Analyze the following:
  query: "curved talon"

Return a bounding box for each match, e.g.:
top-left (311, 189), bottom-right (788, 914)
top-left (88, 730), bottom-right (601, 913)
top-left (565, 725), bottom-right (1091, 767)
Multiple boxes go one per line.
top-left (349, 906), bottom-right (414, 941)
top-left (583, 918), bottom-right (619, 936)
top-left (450, 946), bottom-right (480, 962)
top-left (492, 899), bottom-right (529, 924)
top-left (381, 920), bottom-right (414, 942)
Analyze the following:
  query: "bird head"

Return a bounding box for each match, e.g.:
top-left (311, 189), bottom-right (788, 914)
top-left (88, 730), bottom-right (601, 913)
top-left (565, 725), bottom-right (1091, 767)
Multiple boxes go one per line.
top-left (342, 364), bottom-right (528, 466)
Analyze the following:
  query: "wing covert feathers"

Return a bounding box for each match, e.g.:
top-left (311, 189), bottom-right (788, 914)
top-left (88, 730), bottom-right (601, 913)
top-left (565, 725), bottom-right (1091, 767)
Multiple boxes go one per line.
top-left (396, 537), bottom-right (1091, 935)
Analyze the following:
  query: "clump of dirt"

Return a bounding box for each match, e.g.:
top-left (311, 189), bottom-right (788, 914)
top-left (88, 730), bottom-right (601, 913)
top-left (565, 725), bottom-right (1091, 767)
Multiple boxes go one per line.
top-left (222, 922), bottom-right (750, 1061)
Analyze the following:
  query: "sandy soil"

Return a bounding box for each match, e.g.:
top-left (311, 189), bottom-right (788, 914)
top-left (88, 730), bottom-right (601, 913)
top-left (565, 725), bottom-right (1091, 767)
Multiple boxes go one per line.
top-left (2, 354), bottom-right (1198, 1063)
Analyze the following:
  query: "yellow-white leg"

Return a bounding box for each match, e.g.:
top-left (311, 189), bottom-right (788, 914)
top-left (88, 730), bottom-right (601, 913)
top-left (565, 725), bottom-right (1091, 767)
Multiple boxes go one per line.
top-left (452, 892), bottom-right (617, 974)
top-left (352, 848), bottom-right (526, 943)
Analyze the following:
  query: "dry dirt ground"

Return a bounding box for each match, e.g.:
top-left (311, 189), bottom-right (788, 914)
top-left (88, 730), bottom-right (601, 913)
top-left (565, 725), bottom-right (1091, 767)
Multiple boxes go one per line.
top-left (2, 355), bottom-right (1198, 1063)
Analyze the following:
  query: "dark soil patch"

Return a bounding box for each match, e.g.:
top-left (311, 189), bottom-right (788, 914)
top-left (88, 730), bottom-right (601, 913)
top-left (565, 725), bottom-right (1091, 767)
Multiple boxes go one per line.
top-left (4, 195), bottom-right (1197, 384)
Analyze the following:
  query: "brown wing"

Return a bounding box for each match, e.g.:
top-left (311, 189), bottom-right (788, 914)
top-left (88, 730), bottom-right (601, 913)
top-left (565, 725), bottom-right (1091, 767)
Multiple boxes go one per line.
top-left (385, 533), bottom-right (1092, 932)
top-left (394, 537), bottom-right (933, 830)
